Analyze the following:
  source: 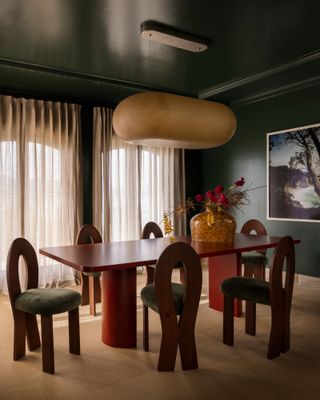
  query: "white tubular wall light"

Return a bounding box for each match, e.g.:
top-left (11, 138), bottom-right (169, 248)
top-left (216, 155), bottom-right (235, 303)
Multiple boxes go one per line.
top-left (140, 21), bottom-right (210, 53)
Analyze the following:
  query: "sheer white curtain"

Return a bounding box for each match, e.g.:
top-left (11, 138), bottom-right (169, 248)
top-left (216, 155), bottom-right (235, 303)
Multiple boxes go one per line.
top-left (0, 95), bottom-right (82, 292)
top-left (93, 107), bottom-right (186, 242)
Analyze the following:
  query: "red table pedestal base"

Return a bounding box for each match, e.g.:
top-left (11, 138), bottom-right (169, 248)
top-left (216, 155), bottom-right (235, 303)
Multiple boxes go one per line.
top-left (101, 268), bottom-right (137, 347)
top-left (208, 253), bottom-right (242, 317)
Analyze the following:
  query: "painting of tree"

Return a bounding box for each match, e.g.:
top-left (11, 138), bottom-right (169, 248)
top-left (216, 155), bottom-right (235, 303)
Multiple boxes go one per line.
top-left (267, 123), bottom-right (320, 222)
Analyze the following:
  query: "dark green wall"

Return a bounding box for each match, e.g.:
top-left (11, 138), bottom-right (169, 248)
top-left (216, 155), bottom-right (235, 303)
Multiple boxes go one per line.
top-left (199, 86), bottom-right (320, 277)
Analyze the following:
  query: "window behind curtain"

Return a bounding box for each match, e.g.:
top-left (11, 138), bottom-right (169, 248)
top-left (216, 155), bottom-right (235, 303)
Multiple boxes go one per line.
top-left (93, 107), bottom-right (186, 242)
top-left (0, 141), bottom-right (19, 274)
top-left (0, 95), bottom-right (82, 292)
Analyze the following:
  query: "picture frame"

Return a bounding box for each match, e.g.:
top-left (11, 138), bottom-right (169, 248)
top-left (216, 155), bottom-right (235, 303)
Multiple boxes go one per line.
top-left (267, 122), bottom-right (320, 222)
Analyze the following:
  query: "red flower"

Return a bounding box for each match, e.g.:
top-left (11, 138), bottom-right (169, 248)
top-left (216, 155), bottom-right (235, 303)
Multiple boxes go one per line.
top-left (235, 177), bottom-right (245, 187)
top-left (206, 190), bottom-right (217, 202)
top-left (195, 194), bottom-right (204, 202)
top-left (214, 185), bottom-right (224, 194)
top-left (218, 193), bottom-right (229, 206)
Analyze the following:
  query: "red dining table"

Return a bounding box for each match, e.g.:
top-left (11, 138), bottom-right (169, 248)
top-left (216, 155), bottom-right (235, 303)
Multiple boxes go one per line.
top-left (40, 233), bottom-right (300, 349)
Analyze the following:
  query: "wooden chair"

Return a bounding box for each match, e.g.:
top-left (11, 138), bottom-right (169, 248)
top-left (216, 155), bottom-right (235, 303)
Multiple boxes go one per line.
top-left (240, 219), bottom-right (268, 335)
top-left (221, 236), bottom-right (295, 359)
top-left (6, 238), bottom-right (81, 374)
top-left (241, 219), bottom-right (268, 280)
top-left (76, 224), bottom-right (102, 316)
top-left (141, 221), bottom-right (164, 351)
top-left (141, 221), bottom-right (164, 285)
top-left (140, 241), bottom-right (202, 371)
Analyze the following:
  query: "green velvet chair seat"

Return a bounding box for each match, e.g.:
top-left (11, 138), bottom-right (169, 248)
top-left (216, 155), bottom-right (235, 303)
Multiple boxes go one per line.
top-left (241, 251), bottom-right (268, 267)
top-left (82, 271), bottom-right (101, 278)
top-left (141, 283), bottom-right (185, 315)
top-left (221, 276), bottom-right (270, 305)
top-left (241, 252), bottom-right (268, 267)
top-left (15, 288), bottom-right (82, 315)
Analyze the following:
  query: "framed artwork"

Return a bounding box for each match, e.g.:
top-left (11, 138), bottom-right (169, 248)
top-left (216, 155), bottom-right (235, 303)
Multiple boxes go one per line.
top-left (267, 122), bottom-right (320, 222)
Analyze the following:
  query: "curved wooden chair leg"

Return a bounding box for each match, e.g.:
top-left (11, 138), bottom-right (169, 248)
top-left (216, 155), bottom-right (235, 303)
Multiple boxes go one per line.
top-left (144, 265), bottom-right (154, 352)
top-left (94, 276), bottom-right (102, 302)
top-left (158, 316), bottom-right (179, 371)
top-left (89, 275), bottom-right (101, 316)
top-left (13, 310), bottom-right (27, 360)
top-left (245, 301), bottom-right (256, 336)
top-left (281, 304), bottom-right (291, 353)
top-left (223, 295), bottom-right (234, 346)
top-left (179, 316), bottom-right (198, 370)
top-left (267, 305), bottom-right (283, 359)
top-left (26, 313), bottom-right (41, 350)
top-left (80, 273), bottom-right (89, 306)
top-left (143, 305), bottom-right (149, 352)
top-left (253, 264), bottom-right (265, 280)
top-left (68, 307), bottom-right (80, 355)
top-left (243, 265), bottom-right (253, 277)
top-left (41, 314), bottom-right (54, 374)
top-left (146, 266), bottom-right (155, 284)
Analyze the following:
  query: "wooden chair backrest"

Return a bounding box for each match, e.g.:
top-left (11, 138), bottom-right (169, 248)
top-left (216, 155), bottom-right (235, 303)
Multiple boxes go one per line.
top-left (269, 236), bottom-right (295, 307)
top-left (241, 219), bottom-right (268, 255)
top-left (76, 224), bottom-right (102, 245)
top-left (154, 241), bottom-right (202, 319)
top-left (6, 238), bottom-right (39, 308)
top-left (141, 221), bottom-right (163, 239)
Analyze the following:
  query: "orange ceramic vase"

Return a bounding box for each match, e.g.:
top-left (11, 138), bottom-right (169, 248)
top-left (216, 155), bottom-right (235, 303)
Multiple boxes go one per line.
top-left (190, 210), bottom-right (236, 243)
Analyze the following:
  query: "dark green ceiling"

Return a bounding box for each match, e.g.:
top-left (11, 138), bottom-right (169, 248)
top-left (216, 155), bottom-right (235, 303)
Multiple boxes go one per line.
top-left (0, 0), bottom-right (319, 105)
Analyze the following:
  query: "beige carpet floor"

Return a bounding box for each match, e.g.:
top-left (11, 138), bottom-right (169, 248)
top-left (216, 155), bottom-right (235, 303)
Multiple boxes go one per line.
top-left (1, 267), bottom-right (320, 400)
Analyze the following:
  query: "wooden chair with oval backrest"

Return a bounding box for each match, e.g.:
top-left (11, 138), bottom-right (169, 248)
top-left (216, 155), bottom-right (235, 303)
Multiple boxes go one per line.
top-left (141, 221), bottom-right (164, 351)
top-left (240, 219), bottom-right (269, 335)
top-left (221, 236), bottom-right (295, 359)
top-left (140, 241), bottom-right (202, 371)
top-left (7, 237), bottom-right (81, 374)
top-left (76, 224), bottom-right (102, 316)
top-left (241, 219), bottom-right (268, 280)
top-left (141, 221), bottom-right (164, 284)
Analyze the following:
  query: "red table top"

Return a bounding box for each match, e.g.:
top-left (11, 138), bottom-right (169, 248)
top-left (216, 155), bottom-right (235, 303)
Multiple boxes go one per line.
top-left (40, 233), bottom-right (300, 273)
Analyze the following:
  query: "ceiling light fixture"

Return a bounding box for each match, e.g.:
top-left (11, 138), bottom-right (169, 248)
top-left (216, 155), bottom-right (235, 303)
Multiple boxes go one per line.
top-left (140, 21), bottom-right (210, 53)
top-left (112, 92), bottom-right (237, 149)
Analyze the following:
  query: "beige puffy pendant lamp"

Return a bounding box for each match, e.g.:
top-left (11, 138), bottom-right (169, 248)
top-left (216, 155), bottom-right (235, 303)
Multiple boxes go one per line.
top-left (112, 92), bottom-right (237, 149)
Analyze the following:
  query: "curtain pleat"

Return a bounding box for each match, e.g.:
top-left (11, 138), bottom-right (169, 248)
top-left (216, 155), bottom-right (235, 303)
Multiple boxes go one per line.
top-left (0, 95), bottom-right (82, 292)
top-left (93, 106), bottom-right (186, 242)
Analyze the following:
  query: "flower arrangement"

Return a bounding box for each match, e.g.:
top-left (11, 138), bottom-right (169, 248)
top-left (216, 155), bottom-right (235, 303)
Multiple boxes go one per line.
top-left (163, 177), bottom-right (252, 236)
